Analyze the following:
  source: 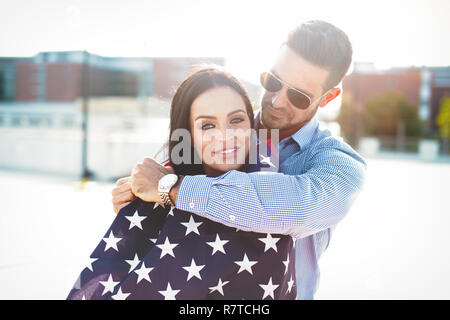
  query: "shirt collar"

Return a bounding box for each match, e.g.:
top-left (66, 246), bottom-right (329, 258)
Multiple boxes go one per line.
top-left (288, 113), bottom-right (319, 150)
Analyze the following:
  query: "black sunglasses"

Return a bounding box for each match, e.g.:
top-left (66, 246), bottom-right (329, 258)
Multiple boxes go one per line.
top-left (260, 72), bottom-right (313, 110)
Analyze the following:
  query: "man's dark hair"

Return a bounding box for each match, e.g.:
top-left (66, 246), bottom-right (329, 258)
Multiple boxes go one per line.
top-left (285, 20), bottom-right (353, 91)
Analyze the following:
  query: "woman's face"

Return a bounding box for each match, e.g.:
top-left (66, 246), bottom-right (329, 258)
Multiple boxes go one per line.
top-left (190, 86), bottom-right (252, 175)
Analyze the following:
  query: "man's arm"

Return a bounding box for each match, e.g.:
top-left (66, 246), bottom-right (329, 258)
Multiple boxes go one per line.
top-left (111, 146), bottom-right (366, 239)
top-left (175, 147), bottom-right (366, 239)
top-left (111, 159), bottom-right (175, 214)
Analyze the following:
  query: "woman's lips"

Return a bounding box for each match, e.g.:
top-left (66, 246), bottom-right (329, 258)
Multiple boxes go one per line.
top-left (213, 146), bottom-right (240, 159)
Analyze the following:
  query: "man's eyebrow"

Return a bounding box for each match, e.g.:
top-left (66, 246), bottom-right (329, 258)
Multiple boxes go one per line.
top-left (271, 70), bottom-right (313, 98)
top-left (195, 109), bottom-right (246, 121)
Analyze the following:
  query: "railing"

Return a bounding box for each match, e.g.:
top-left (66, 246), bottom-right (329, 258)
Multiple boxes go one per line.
top-left (376, 136), bottom-right (421, 153)
top-left (358, 136), bottom-right (450, 161)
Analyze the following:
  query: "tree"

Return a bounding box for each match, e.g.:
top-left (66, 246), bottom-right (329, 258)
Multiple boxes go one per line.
top-left (362, 92), bottom-right (421, 137)
top-left (437, 96), bottom-right (450, 139)
top-left (336, 96), bottom-right (361, 146)
top-left (437, 95), bottom-right (450, 154)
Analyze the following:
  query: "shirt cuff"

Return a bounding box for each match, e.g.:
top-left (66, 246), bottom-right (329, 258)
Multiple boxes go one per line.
top-left (175, 175), bottom-right (216, 215)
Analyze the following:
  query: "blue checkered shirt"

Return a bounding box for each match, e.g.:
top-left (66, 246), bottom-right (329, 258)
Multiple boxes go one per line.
top-left (176, 111), bottom-right (367, 299)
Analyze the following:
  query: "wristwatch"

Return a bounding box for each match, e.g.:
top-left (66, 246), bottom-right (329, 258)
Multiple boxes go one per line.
top-left (158, 174), bottom-right (178, 206)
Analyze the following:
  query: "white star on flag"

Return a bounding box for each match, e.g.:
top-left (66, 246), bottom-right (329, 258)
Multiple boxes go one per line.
top-left (158, 282), bottom-right (180, 300)
top-left (102, 231), bottom-right (122, 252)
top-left (282, 254), bottom-right (290, 275)
top-left (182, 258), bottom-right (205, 281)
top-left (99, 274), bottom-right (119, 296)
top-left (156, 236), bottom-right (179, 258)
top-left (153, 202), bottom-right (165, 210)
top-left (258, 233), bottom-right (280, 252)
top-left (259, 277), bottom-right (279, 299)
top-left (206, 234), bottom-right (229, 255)
top-left (209, 278), bottom-right (230, 296)
top-left (125, 210), bottom-right (147, 230)
top-left (134, 261), bottom-right (154, 284)
top-left (234, 253), bottom-right (258, 275)
top-left (111, 287), bottom-right (131, 300)
top-left (167, 206), bottom-right (175, 216)
top-left (181, 215), bottom-right (203, 235)
top-left (287, 275), bottom-right (294, 294)
top-left (125, 253), bottom-right (141, 273)
top-left (85, 257), bottom-right (98, 272)
top-left (260, 154), bottom-right (276, 168)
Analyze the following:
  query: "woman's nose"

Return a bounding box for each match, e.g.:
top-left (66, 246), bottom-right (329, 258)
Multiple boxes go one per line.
top-left (219, 127), bottom-right (232, 142)
top-left (215, 127), bottom-right (236, 146)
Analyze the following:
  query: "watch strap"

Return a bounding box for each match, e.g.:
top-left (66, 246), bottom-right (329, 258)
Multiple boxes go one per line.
top-left (159, 191), bottom-right (174, 207)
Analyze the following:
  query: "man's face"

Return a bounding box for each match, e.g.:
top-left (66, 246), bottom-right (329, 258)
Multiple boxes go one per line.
top-left (260, 45), bottom-right (330, 131)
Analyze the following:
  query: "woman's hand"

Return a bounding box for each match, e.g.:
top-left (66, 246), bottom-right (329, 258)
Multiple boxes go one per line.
top-left (112, 176), bottom-right (136, 214)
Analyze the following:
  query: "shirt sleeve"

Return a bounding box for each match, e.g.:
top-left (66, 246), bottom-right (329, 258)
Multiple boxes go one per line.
top-left (176, 146), bottom-right (367, 239)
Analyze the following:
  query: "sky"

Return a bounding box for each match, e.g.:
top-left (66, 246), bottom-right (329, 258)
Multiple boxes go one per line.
top-left (0, 0), bottom-right (450, 82)
top-left (0, 0), bottom-right (449, 85)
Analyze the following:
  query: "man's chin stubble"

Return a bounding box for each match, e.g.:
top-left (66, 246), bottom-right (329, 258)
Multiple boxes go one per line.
top-left (261, 113), bottom-right (289, 131)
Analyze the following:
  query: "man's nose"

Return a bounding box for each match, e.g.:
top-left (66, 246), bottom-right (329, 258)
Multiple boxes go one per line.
top-left (271, 87), bottom-right (289, 109)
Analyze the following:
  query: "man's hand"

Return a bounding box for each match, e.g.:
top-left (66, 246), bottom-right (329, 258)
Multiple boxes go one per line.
top-left (130, 157), bottom-right (175, 204)
top-left (112, 176), bottom-right (136, 214)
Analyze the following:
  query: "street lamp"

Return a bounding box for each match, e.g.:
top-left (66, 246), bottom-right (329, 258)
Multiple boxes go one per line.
top-left (80, 50), bottom-right (93, 182)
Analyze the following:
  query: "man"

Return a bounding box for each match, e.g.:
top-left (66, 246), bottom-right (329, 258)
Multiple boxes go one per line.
top-left (112, 20), bottom-right (367, 299)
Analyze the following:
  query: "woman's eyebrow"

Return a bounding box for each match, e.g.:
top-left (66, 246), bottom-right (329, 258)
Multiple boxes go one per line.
top-left (227, 109), bottom-right (246, 117)
top-left (194, 115), bottom-right (216, 121)
top-left (195, 109), bottom-right (246, 121)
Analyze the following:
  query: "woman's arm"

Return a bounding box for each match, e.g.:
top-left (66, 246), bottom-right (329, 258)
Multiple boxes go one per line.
top-left (112, 177), bottom-right (136, 214)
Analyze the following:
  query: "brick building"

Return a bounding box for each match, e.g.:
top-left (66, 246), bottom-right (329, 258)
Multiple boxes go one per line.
top-left (343, 66), bottom-right (421, 108)
top-left (0, 51), bottom-right (224, 103)
top-left (342, 63), bottom-right (450, 135)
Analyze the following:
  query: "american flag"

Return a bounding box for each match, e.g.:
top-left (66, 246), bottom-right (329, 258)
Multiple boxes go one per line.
top-left (67, 142), bottom-right (297, 300)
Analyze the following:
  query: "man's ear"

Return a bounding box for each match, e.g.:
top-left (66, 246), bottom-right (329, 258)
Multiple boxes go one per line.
top-left (319, 88), bottom-right (341, 108)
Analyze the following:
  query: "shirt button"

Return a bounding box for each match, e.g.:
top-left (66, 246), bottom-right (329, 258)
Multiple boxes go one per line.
top-left (189, 202), bottom-right (195, 209)
top-left (229, 215), bottom-right (236, 221)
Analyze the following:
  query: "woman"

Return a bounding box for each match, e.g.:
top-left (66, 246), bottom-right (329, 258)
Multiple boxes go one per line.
top-left (67, 67), bottom-right (296, 300)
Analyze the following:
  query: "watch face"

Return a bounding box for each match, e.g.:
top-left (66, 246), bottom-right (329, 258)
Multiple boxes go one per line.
top-left (159, 174), bottom-right (178, 191)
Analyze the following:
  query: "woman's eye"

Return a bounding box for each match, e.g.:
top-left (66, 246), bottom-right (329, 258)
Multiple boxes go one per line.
top-left (201, 123), bottom-right (215, 130)
top-left (230, 117), bottom-right (244, 124)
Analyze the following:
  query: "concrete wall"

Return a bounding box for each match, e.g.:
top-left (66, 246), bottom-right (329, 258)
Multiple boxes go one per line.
top-left (0, 117), bottom-right (169, 180)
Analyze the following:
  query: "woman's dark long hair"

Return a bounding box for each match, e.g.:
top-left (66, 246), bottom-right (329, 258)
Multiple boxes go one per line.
top-left (164, 66), bottom-right (254, 176)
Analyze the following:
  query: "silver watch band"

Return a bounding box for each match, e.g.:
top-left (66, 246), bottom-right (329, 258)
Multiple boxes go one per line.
top-left (159, 192), bottom-right (174, 207)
